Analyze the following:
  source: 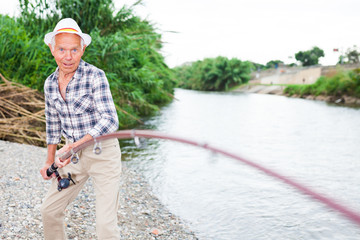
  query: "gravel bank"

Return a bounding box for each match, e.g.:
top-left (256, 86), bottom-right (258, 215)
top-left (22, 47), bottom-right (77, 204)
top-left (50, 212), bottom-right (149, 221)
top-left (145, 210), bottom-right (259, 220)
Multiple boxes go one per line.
top-left (0, 140), bottom-right (197, 239)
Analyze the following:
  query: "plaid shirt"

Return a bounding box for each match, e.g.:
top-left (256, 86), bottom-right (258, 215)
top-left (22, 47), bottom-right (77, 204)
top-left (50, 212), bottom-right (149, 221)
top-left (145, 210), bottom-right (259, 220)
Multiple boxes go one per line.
top-left (44, 59), bottom-right (119, 144)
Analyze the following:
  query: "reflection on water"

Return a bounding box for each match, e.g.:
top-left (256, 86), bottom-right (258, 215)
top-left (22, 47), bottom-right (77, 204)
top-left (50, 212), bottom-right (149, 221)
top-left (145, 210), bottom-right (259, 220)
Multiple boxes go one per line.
top-left (121, 89), bottom-right (360, 240)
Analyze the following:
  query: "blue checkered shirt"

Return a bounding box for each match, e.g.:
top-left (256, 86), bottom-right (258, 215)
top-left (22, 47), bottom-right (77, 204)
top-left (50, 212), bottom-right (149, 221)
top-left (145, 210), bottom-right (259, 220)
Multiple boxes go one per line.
top-left (44, 59), bottom-right (119, 144)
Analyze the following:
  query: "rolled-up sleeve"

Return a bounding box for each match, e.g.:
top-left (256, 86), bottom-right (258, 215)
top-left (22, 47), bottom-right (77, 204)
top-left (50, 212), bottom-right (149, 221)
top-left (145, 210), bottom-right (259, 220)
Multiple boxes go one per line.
top-left (88, 71), bottom-right (119, 138)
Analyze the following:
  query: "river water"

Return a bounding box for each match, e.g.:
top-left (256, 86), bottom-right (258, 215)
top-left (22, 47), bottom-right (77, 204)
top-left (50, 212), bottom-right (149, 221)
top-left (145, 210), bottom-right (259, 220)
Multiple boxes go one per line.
top-left (122, 88), bottom-right (360, 239)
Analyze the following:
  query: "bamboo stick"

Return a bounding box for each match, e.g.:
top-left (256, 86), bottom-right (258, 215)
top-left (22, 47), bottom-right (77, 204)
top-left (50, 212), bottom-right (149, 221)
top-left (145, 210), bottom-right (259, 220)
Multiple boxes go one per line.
top-left (0, 132), bottom-right (46, 143)
top-left (115, 105), bottom-right (144, 124)
top-left (0, 73), bottom-right (47, 146)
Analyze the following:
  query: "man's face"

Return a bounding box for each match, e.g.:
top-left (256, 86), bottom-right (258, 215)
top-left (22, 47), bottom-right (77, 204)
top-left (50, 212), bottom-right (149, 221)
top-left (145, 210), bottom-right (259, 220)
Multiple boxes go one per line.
top-left (50, 33), bottom-right (85, 75)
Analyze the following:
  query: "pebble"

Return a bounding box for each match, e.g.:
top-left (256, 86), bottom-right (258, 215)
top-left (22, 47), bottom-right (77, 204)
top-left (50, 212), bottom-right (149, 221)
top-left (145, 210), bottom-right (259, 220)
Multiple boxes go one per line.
top-left (0, 140), bottom-right (198, 239)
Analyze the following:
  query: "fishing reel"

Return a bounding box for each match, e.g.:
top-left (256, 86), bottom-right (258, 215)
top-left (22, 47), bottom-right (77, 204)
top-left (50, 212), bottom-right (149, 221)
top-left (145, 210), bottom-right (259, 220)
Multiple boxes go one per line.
top-left (46, 163), bottom-right (76, 191)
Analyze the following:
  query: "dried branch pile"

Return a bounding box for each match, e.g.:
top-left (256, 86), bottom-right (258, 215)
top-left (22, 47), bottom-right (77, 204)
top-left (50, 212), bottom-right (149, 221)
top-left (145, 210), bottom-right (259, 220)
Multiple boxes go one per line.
top-left (0, 73), bottom-right (46, 147)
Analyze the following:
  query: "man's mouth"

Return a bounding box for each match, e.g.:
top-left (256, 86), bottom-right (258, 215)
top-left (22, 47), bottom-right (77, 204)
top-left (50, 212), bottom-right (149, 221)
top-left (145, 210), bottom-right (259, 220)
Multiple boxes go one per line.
top-left (63, 63), bottom-right (73, 67)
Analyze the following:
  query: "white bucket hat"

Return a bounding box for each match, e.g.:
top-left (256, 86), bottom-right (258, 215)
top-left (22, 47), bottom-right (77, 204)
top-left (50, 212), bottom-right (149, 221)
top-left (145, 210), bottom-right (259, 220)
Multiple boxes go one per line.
top-left (44, 18), bottom-right (91, 46)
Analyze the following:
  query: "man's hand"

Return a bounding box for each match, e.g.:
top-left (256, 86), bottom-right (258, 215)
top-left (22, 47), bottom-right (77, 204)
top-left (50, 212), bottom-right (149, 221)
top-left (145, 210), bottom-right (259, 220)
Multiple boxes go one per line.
top-left (55, 156), bottom-right (71, 168)
top-left (54, 144), bottom-right (72, 168)
top-left (40, 163), bottom-right (54, 180)
top-left (41, 134), bottom-right (91, 179)
top-left (55, 134), bottom-right (92, 168)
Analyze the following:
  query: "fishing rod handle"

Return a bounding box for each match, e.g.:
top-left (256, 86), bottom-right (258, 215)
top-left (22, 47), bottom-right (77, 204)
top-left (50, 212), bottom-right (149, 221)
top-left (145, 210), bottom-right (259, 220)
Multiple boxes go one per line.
top-left (46, 162), bottom-right (58, 177)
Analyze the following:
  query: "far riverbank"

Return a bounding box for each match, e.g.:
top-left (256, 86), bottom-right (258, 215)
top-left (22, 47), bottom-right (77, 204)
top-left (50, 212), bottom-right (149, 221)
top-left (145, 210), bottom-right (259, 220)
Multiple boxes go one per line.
top-left (234, 84), bottom-right (360, 107)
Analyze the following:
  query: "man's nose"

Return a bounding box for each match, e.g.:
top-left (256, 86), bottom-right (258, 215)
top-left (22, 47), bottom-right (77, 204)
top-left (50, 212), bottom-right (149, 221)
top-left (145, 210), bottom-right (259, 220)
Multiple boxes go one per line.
top-left (64, 50), bottom-right (72, 60)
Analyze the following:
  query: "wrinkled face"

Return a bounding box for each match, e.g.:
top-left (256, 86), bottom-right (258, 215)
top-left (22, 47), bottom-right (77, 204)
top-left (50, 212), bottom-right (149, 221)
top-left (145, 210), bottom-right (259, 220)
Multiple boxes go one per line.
top-left (49, 33), bottom-right (85, 75)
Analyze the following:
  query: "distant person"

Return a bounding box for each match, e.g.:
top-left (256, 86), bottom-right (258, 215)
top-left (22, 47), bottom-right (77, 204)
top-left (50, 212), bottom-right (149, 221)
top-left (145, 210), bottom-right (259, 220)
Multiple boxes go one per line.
top-left (39, 18), bottom-right (121, 240)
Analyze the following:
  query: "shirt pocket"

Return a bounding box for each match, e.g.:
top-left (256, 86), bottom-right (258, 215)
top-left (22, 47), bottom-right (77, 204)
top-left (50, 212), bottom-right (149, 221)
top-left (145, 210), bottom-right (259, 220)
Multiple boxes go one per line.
top-left (72, 94), bottom-right (94, 114)
top-left (52, 97), bottom-right (63, 113)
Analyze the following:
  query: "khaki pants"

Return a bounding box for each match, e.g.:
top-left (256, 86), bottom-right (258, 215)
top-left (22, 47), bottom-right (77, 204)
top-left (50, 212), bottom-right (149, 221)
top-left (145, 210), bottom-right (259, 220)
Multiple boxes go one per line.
top-left (41, 138), bottom-right (122, 240)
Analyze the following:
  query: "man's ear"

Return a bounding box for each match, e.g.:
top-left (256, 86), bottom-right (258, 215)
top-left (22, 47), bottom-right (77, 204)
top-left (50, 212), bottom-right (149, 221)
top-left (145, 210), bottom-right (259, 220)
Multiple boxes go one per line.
top-left (83, 45), bottom-right (87, 52)
top-left (48, 44), bottom-right (54, 56)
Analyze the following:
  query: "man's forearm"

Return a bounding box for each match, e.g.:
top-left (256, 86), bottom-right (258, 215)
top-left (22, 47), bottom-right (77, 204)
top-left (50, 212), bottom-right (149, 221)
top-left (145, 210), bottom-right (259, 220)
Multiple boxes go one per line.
top-left (73, 134), bottom-right (93, 149)
top-left (46, 144), bottom-right (58, 164)
top-left (47, 135), bottom-right (92, 164)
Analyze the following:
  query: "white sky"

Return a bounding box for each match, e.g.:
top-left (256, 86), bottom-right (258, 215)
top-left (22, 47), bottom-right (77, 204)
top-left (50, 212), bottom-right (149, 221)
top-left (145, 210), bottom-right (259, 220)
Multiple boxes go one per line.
top-left (2, 0), bottom-right (360, 67)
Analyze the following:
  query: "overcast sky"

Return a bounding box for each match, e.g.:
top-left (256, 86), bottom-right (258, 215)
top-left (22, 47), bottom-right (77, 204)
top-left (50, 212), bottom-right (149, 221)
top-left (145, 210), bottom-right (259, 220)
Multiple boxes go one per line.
top-left (2, 0), bottom-right (360, 67)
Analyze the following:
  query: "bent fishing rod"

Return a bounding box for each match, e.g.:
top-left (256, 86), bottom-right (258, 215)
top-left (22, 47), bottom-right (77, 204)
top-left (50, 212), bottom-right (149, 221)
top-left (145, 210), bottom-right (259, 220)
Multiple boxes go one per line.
top-left (47, 129), bottom-right (360, 227)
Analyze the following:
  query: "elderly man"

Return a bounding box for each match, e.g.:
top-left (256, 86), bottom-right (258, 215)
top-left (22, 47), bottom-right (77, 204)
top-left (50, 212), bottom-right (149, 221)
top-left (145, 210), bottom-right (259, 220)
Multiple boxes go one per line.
top-left (39, 18), bottom-right (121, 240)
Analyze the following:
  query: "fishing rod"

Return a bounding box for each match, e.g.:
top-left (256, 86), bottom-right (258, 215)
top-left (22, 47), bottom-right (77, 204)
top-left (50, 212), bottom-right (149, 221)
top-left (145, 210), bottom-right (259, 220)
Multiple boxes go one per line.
top-left (48, 129), bottom-right (360, 227)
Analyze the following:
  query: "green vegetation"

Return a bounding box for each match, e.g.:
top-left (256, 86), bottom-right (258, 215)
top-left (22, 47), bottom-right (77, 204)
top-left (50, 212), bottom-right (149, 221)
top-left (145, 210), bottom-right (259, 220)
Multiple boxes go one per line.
top-left (338, 46), bottom-right (360, 64)
top-left (173, 56), bottom-right (253, 91)
top-left (0, 0), bottom-right (175, 128)
top-left (295, 46), bottom-right (324, 66)
top-left (284, 69), bottom-right (360, 98)
top-left (265, 60), bottom-right (284, 69)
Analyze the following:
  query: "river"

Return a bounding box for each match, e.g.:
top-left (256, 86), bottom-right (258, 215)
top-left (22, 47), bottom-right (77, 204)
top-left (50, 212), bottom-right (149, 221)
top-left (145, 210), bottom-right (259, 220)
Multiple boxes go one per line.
top-left (121, 88), bottom-right (360, 240)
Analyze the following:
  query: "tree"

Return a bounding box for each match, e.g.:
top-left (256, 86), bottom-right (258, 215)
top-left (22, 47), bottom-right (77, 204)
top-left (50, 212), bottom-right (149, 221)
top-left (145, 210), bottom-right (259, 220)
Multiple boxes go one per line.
top-left (174, 57), bottom-right (253, 91)
top-left (338, 46), bottom-right (360, 64)
top-left (266, 60), bottom-right (284, 69)
top-left (295, 46), bottom-right (324, 66)
top-left (249, 62), bottom-right (266, 71)
top-left (347, 50), bottom-right (360, 63)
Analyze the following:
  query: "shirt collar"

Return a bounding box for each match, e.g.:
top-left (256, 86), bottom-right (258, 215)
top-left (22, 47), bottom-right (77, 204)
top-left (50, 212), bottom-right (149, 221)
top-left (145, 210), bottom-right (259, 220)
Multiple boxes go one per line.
top-left (52, 67), bottom-right (60, 80)
top-left (73, 59), bottom-right (85, 81)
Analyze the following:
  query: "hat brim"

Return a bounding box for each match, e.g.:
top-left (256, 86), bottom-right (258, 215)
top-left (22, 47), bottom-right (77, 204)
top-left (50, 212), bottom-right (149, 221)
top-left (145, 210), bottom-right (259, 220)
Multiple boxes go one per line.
top-left (44, 31), bottom-right (91, 46)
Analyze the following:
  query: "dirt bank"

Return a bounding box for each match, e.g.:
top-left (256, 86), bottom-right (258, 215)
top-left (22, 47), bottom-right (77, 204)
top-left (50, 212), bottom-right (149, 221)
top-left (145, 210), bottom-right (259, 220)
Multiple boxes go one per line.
top-left (288, 94), bottom-right (360, 107)
top-left (233, 84), bottom-right (285, 95)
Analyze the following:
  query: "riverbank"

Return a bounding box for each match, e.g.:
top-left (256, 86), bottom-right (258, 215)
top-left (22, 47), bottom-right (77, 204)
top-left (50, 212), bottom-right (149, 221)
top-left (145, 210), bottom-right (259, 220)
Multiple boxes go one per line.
top-left (233, 84), bottom-right (285, 95)
top-left (234, 84), bottom-right (360, 107)
top-left (0, 140), bottom-right (197, 240)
